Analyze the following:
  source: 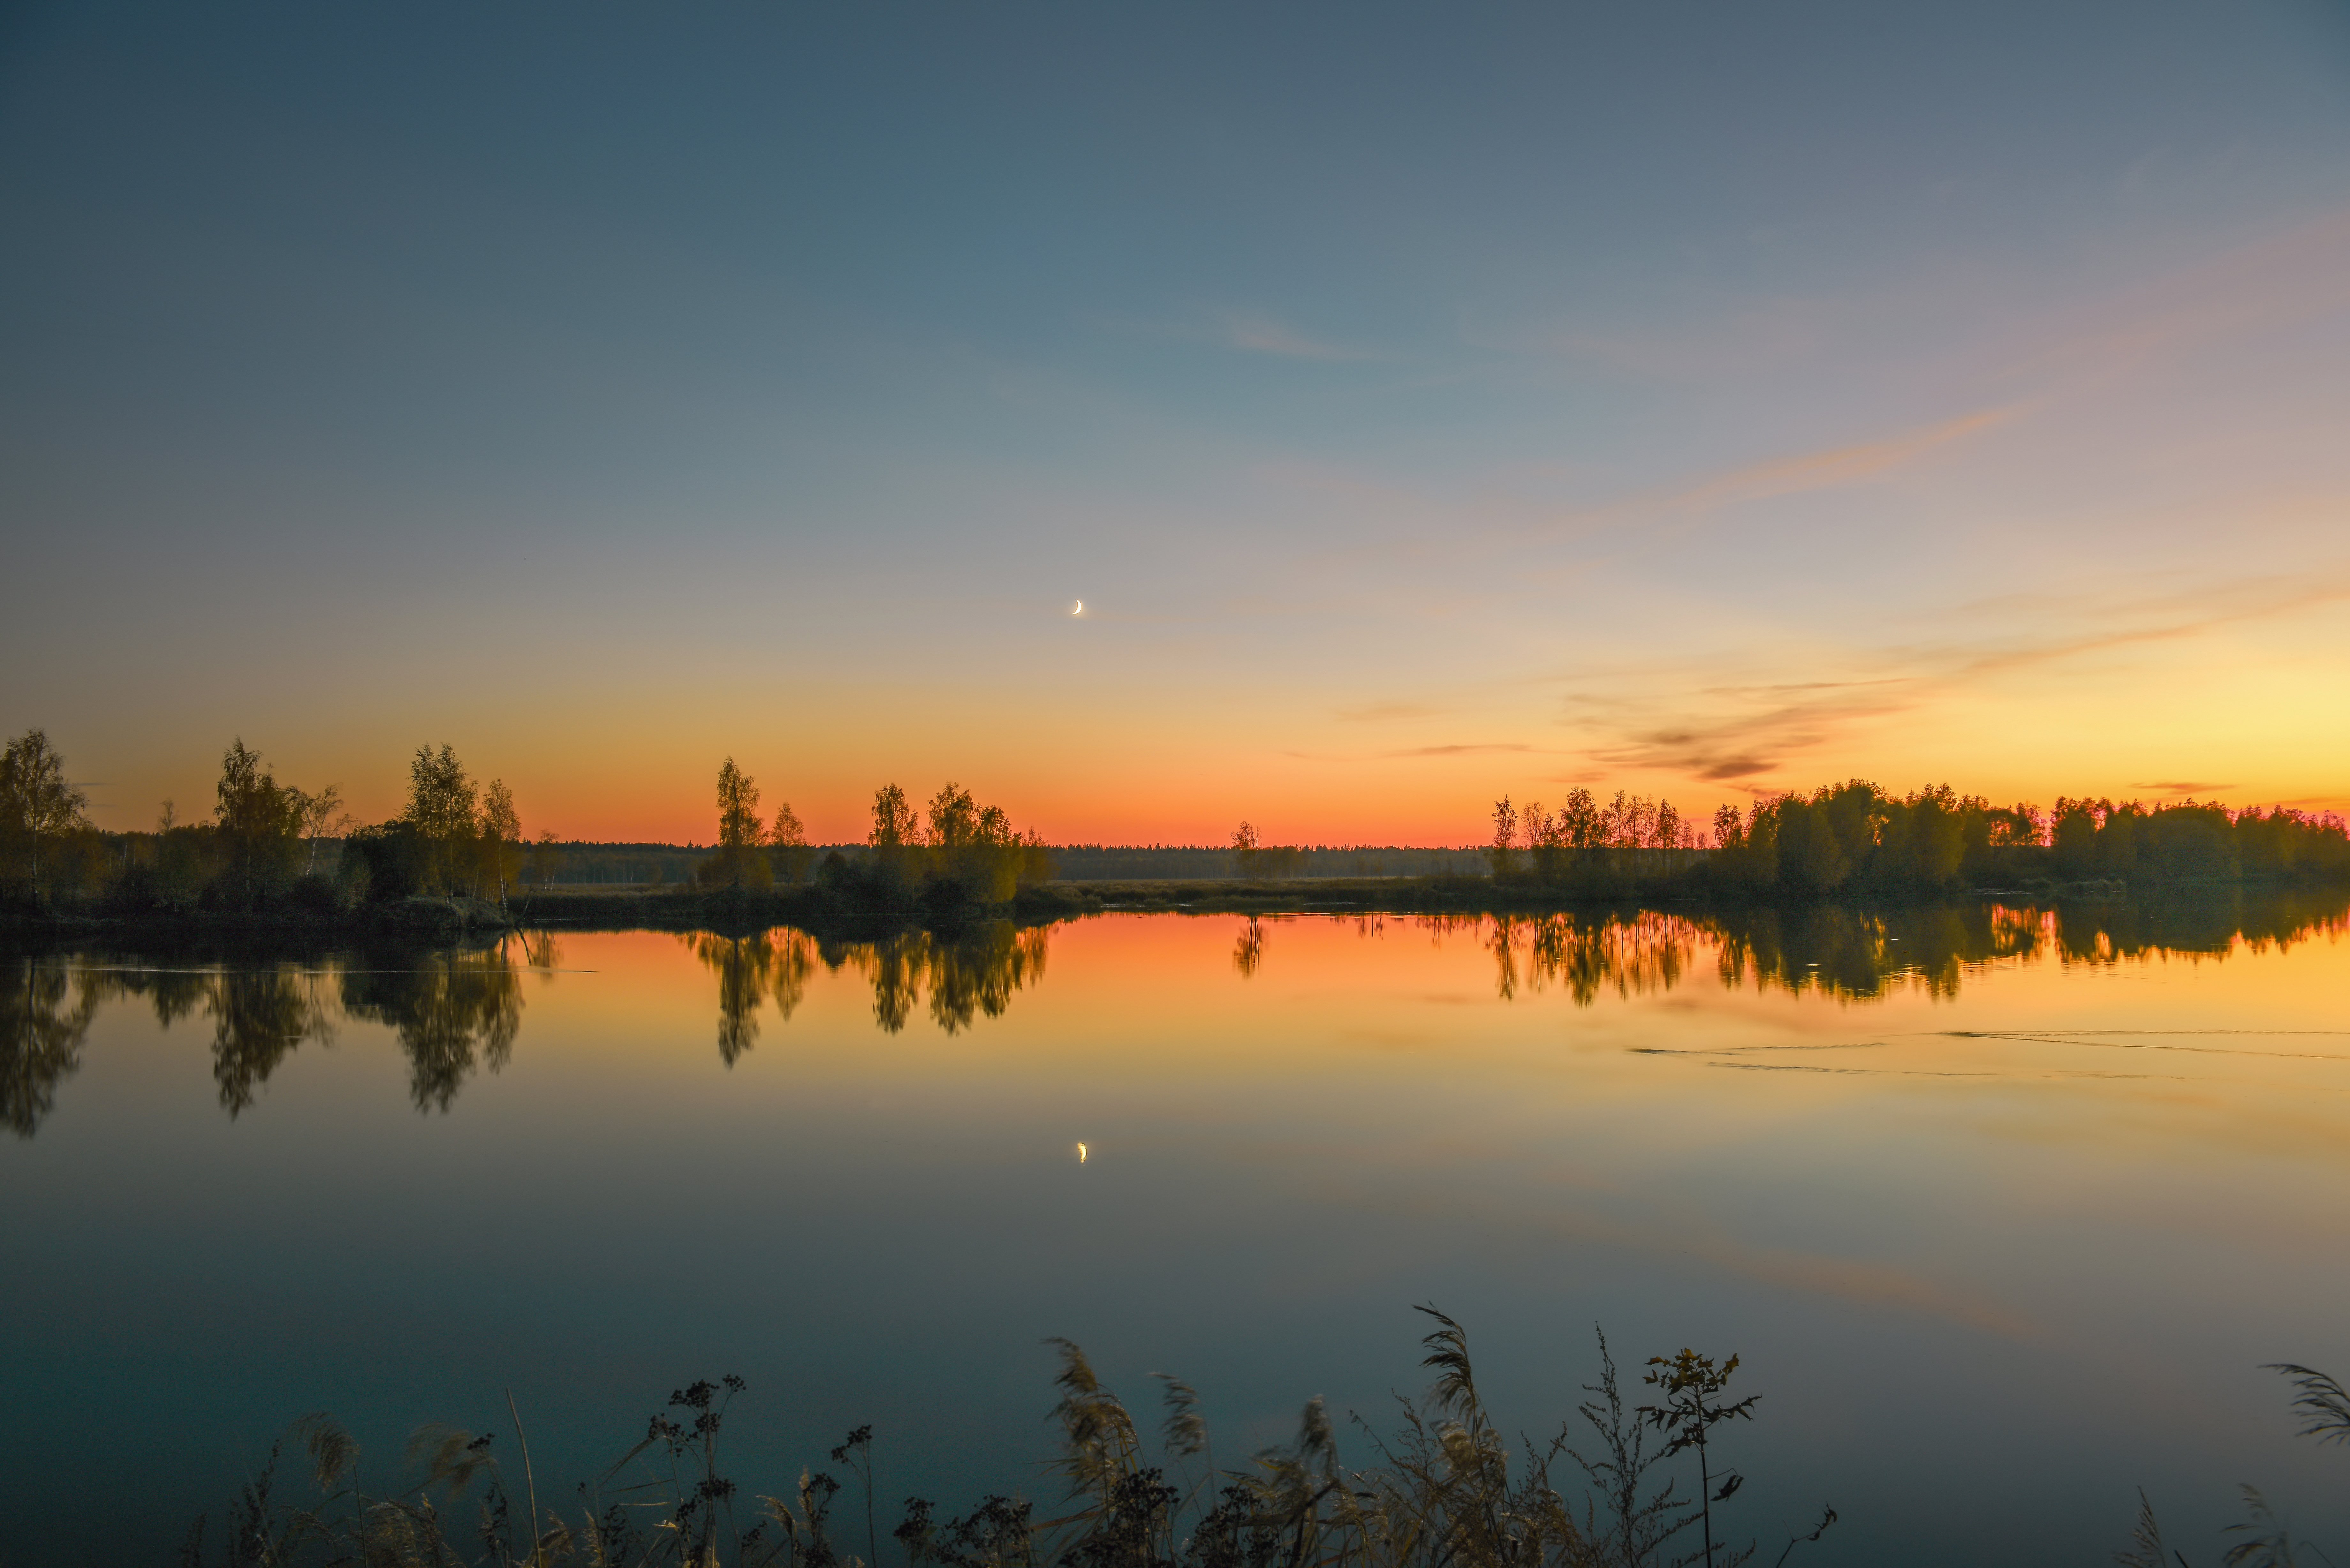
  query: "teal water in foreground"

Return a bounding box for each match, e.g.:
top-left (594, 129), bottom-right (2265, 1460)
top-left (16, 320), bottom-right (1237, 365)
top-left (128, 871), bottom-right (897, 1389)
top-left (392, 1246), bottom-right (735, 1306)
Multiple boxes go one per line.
top-left (5, 897), bottom-right (2350, 1564)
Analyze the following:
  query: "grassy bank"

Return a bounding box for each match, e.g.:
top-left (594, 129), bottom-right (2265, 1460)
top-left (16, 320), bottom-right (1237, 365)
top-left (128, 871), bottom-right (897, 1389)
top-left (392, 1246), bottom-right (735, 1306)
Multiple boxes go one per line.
top-left (186, 1311), bottom-right (1826, 1568)
top-left (11, 857), bottom-right (2348, 946)
top-left (176, 1310), bottom-right (2350, 1568)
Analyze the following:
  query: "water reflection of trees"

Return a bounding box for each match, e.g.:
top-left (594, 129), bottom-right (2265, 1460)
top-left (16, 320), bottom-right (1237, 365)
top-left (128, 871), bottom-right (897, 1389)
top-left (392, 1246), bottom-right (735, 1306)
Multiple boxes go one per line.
top-left (10, 958), bottom-right (343, 1120)
top-left (2, 957), bottom-right (99, 1136)
top-left (340, 948), bottom-right (526, 1112)
top-left (13, 891), bottom-right (2345, 1130)
top-left (23, 939), bottom-right (546, 1122)
top-left (1462, 893), bottom-right (2350, 1005)
top-left (684, 922), bottom-right (1052, 1049)
top-left (1482, 912), bottom-right (1697, 1004)
top-left (205, 968), bottom-right (338, 1114)
top-left (682, 930), bottom-right (814, 1064)
top-left (830, 923), bottom-right (1050, 1035)
top-left (1234, 916), bottom-right (1266, 978)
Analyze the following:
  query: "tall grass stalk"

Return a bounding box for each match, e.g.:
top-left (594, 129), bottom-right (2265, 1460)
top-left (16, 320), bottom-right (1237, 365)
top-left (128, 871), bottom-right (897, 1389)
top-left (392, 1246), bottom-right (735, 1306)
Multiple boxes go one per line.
top-left (185, 1312), bottom-right (1820, 1568)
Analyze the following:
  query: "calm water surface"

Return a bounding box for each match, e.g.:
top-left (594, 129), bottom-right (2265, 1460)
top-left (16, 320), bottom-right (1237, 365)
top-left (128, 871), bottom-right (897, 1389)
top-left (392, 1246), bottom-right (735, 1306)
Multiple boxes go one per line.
top-left (6, 900), bottom-right (2350, 1564)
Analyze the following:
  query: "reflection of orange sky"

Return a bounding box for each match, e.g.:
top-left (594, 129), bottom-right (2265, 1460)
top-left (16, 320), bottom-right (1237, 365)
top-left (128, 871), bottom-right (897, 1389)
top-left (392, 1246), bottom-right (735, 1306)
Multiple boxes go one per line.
top-left (86, 909), bottom-right (2350, 1341)
top-left (425, 913), bottom-right (2350, 1337)
top-left (551, 912), bottom-right (2350, 1098)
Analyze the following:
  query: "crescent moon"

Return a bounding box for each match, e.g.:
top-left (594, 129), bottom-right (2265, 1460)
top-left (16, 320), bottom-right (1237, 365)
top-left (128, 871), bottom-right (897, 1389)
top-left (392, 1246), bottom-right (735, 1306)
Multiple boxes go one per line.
top-left (1076, 1141), bottom-right (1088, 1162)
top-left (1072, 599), bottom-right (1084, 616)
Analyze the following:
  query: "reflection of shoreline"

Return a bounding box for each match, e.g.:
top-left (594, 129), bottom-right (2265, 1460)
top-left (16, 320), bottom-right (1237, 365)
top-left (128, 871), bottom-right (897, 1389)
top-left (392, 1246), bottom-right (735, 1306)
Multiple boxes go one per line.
top-left (3, 918), bottom-right (1067, 1135)
top-left (341, 947), bottom-right (530, 1111)
top-left (1, 959), bottom-right (97, 1136)
top-left (25, 854), bottom-right (2347, 948)
top-left (1, 934), bottom-right (558, 1135)
top-left (684, 921), bottom-right (1050, 1058)
top-left (7, 891), bottom-right (2345, 1135)
top-left (1305, 892), bottom-right (2350, 1005)
top-left (1704, 890), bottom-right (2350, 1001)
top-left (683, 930), bottom-right (813, 1064)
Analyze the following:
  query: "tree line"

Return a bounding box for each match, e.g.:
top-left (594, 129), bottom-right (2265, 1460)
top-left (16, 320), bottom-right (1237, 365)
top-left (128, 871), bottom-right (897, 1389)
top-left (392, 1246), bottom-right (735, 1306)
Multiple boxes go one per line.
top-left (0, 731), bottom-right (1062, 917)
top-left (1700, 780), bottom-right (2350, 894)
top-left (11, 726), bottom-right (2346, 916)
top-left (1486, 788), bottom-right (1702, 879)
top-left (817, 776), bottom-right (1055, 909)
top-left (0, 728), bottom-right (547, 914)
top-left (697, 755), bottom-right (811, 889)
top-left (691, 760), bottom-right (1057, 908)
top-left (1228, 821), bottom-right (1312, 880)
top-left (1472, 779), bottom-right (2350, 897)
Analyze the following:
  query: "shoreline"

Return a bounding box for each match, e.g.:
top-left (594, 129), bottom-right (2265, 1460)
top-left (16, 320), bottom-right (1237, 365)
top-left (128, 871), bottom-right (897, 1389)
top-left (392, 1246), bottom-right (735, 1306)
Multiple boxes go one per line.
top-left (3, 870), bottom-right (2341, 948)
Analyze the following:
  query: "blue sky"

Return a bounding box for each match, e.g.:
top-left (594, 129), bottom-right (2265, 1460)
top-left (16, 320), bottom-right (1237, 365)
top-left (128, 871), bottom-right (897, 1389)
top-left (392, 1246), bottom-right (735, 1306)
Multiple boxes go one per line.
top-left (4, 2), bottom-right (2348, 840)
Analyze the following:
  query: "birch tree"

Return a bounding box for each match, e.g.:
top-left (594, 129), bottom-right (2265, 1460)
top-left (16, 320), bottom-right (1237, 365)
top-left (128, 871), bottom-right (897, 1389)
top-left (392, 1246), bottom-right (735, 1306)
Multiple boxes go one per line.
top-left (715, 758), bottom-right (768, 888)
top-left (478, 779), bottom-right (522, 905)
top-left (0, 730), bottom-right (90, 906)
top-left (404, 744), bottom-right (478, 894)
top-left (215, 739), bottom-right (300, 905)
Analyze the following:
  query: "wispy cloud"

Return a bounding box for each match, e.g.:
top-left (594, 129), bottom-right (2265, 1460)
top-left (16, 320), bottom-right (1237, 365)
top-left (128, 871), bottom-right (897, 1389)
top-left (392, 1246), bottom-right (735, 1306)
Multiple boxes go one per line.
top-left (1654, 407), bottom-right (2013, 515)
top-left (1566, 569), bottom-right (2350, 787)
top-left (1086, 305), bottom-right (1378, 363)
top-left (2130, 780), bottom-right (2235, 795)
top-left (1526, 406), bottom-right (2016, 549)
top-left (1583, 682), bottom-right (1914, 784)
top-left (1215, 310), bottom-right (1375, 362)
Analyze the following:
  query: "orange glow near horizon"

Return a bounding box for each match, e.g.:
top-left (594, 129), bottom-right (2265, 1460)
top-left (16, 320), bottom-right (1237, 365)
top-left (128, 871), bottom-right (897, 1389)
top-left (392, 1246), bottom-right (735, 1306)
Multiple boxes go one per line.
top-left (45, 566), bottom-right (2350, 846)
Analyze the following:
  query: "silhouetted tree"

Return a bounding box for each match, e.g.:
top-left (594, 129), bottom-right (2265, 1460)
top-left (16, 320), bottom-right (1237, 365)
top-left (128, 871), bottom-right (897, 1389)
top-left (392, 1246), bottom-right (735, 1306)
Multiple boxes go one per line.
top-left (403, 743), bottom-right (479, 894)
top-left (927, 782), bottom-right (977, 847)
top-left (1487, 798), bottom-right (1519, 878)
top-left (0, 729), bottom-right (91, 906)
top-left (149, 798), bottom-right (215, 907)
top-left (2051, 796), bottom-right (2102, 879)
top-left (526, 829), bottom-right (563, 888)
top-left (703, 757), bottom-right (770, 890)
top-left (1875, 784), bottom-right (1966, 889)
top-left (478, 778), bottom-right (522, 904)
top-left (213, 738), bottom-right (302, 907)
top-left (1560, 787), bottom-right (1605, 849)
top-left (287, 782), bottom-right (350, 878)
top-left (768, 798), bottom-right (810, 883)
top-left (871, 784), bottom-right (918, 848)
top-left (2098, 802), bottom-right (2142, 876)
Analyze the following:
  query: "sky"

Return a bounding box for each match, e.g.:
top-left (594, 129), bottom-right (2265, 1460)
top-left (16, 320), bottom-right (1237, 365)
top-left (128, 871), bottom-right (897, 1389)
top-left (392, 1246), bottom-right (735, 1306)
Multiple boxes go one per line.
top-left (4, 1), bottom-right (2348, 845)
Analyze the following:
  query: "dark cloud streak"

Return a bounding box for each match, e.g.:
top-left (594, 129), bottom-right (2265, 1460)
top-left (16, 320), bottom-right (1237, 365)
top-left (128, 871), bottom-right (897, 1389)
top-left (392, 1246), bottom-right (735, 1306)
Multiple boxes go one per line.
top-left (1561, 569), bottom-right (2350, 789)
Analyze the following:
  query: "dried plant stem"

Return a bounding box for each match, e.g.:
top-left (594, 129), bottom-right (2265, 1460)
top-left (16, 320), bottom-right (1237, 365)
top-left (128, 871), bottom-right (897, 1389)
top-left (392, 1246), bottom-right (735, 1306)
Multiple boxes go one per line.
top-left (507, 1387), bottom-right (541, 1563)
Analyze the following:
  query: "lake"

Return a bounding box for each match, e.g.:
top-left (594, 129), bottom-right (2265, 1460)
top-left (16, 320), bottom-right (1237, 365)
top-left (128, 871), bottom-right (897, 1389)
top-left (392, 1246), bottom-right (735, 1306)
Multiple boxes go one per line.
top-left (5, 895), bottom-right (2349, 1564)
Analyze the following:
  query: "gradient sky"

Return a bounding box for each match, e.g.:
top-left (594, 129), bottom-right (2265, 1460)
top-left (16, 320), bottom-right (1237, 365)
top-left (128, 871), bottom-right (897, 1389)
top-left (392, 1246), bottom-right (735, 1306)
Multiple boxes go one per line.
top-left (4, 2), bottom-right (2348, 844)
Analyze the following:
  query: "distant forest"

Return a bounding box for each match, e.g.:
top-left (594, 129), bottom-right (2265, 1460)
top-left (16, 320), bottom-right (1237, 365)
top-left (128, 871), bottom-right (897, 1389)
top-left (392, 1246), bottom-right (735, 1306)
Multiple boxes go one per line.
top-left (535, 843), bottom-right (1487, 886)
top-left (1, 728), bottom-right (2344, 917)
top-left (1486, 781), bottom-right (2349, 895)
top-left (1694, 780), bottom-right (2349, 893)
